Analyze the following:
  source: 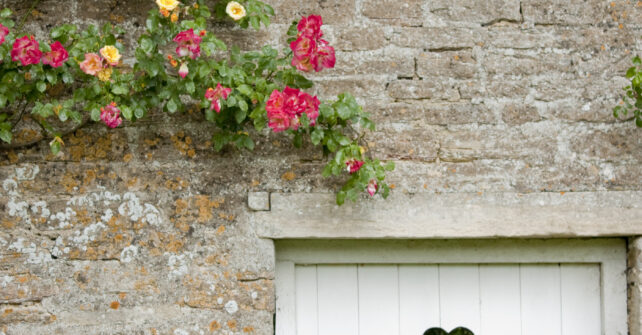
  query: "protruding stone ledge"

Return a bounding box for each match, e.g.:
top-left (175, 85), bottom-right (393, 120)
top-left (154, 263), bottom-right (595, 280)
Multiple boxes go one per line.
top-left (248, 191), bottom-right (270, 211)
top-left (254, 191), bottom-right (642, 239)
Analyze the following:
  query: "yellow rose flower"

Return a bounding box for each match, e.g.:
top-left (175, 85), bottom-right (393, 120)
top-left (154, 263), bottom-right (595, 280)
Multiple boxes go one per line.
top-left (96, 67), bottom-right (113, 82)
top-left (100, 45), bottom-right (121, 66)
top-left (226, 1), bottom-right (246, 21)
top-left (156, 0), bottom-right (179, 11)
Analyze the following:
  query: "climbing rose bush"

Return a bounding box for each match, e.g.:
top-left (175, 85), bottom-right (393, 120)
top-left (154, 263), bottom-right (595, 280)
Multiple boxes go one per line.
top-left (0, 1), bottom-right (393, 205)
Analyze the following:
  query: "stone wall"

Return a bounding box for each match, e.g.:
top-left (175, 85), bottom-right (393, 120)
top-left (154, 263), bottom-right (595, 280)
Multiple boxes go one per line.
top-left (0, 0), bottom-right (641, 334)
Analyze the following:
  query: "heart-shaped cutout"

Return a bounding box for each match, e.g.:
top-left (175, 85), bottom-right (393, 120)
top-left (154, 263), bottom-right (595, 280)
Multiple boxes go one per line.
top-left (423, 327), bottom-right (474, 335)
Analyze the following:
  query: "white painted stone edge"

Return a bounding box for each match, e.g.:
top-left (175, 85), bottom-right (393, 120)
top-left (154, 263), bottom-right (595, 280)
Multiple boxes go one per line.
top-left (253, 191), bottom-right (642, 239)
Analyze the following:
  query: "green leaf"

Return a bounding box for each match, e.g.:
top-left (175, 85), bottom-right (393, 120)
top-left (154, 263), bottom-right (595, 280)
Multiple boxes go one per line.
top-left (185, 81), bottom-right (195, 94)
top-left (0, 128), bottom-right (11, 143)
top-left (384, 161), bottom-right (396, 171)
top-left (237, 84), bottom-right (252, 96)
top-left (62, 72), bottom-right (73, 84)
top-left (311, 128), bottom-right (324, 145)
top-left (243, 136), bottom-right (255, 150)
top-left (637, 115), bottom-right (642, 128)
top-left (112, 84), bottom-right (128, 95)
top-left (335, 103), bottom-right (351, 119)
top-left (235, 108), bottom-right (247, 123)
top-left (139, 36), bottom-right (155, 54)
top-left (50, 140), bottom-right (61, 155)
top-left (293, 132), bottom-right (302, 148)
top-left (238, 99), bottom-right (248, 112)
top-left (0, 8), bottom-right (12, 18)
top-left (633, 56), bottom-right (642, 66)
top-left (45, 72), bottom-right (57, 84)
top-left (336, 191), bottom-right (346, 205)
top-left (626, 67), bottom-right (636, 79)
top-left (36, 82), bottom-right (46, 93)
top-left (121, 105), bottom-right (133, 120)
top-left (250, 16), bottom-right (260, 30)
top-left (90, 107), bottom-right (100, 121)
top-left (166, 98), bottom-right (178, 113)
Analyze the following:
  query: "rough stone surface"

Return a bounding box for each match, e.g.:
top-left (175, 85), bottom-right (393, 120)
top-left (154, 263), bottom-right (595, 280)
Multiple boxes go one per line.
top-left (0, 0), bottom-right (641, 333)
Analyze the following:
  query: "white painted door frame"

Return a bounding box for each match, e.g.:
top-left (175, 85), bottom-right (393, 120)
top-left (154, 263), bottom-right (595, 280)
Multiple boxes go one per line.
top-left (275, 239), bottom-right (628, 335)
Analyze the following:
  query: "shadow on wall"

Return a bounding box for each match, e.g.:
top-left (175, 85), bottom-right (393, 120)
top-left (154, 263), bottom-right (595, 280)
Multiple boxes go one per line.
top-left (424, 327), bottom-right (474, 335)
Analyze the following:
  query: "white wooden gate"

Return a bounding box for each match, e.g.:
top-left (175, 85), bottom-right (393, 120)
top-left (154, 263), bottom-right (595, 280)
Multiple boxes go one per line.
top-left (275, 239), bottom-right (627, 335)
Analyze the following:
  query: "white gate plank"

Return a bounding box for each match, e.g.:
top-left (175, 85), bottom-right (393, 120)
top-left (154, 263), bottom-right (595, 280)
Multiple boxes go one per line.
top-left (317, 265), bottom-right (359, 335)
top-left (358, 265), bottom-right (400, 335)
top-left (479, 265), bottom-right (521, 335)
top-left (560, 264), bottom-right (601, 335)
top-left (520, 264), bottom-right (562, 335)
top-left (399, 265), bottom-right (440, 335)
top-left (439, 265), bottom-right (481, 333)
top-left (295, 265), bottom-right (318, 335)
top-left (276, 261), bottom-right (296, 335)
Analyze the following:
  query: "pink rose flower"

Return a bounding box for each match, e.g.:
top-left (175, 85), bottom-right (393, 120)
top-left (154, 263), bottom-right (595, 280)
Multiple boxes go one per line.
top-left (100, 102), bottom-right (123, 128)
top-left (173, 28), bottom-right (202, 59)
top-left (178, 62), bottom-right (188, 78)
top-left (298, 91), bottom-right (320, 124)
top-left (346, 159), bottom-right (364, 174)
top-left (41, 41), bottom-right (69, 68)
top-left (266, 87), bottom-right (320, 132)
top-left (11, 36), bottom-right (42, 66)
top-left (366, 179), bottom-right (378, 196)
top-left (204, 83), bottom-right (231, 113)
top-left (315, 40), bottom-right (336, 72)
top-left (289, 15), bottom-right (336, 73)
top-left (79, 53), bottom-right (104, 76)
top-left (0, 24), bottom-right (9, 46)
top-left (297, 15), bottom-right (323, 40)
top-left (267, 108), bottom-right (291, 133)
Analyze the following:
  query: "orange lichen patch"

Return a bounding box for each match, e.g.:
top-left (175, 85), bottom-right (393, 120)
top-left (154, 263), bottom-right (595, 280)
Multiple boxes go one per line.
top-left (165, 177), bottom-right (189, 190)
top-left (174, 220), bottom-right (190, 233)
top-left (209, 320), bottom-right (221, 331)
top-left (7, 151), bottom-right (19, 164)
top-left (218, 213), bottom-right (235, 221)
top-left (118, 292), bottom-right (127, 300)
top-left (14, 128), bottom-right (41, 144)
top-left (109, 13), bottom-right (125, 23)
top-left (145, 152), bottom-right (154, 161)
top-left (83, 169), bottom-right (97, 186)
top-left (109, 301), bottom-right (120, 310)
top-left (389, 184), bottom-right (396, 189)
top-left (175, 198), bottom-right (189, 215)
top-left (1, 220), bottom-right (16, 229)
top-left (123, 153), bottom-right (133, 162)
top-left (195, 195), bottom-right (222, 222)
top-left (150, 328), bottom-right (158, 335)
top-left (227, 320), bottom-right (237, 330)
top-left (134, 278), bottom-right (160, 293)
top-left (144, 138), bottom-right (160, 146)
top-left (125, 178), bottom-right (138, 189)
top-left (170, 132), bottom-right (196, 157)
top-left (251, 179), bottom-right (260, 187)
top-left (243, 326), bottom-right (255, 333)
top-left (216, 225), bottom-right (226, 235)
top-left (2, 309), bottom-right (13, 316)
top-left (281, 171), bottom-right (296, 181)
top-left (61, 172), bottom-right (80, 193)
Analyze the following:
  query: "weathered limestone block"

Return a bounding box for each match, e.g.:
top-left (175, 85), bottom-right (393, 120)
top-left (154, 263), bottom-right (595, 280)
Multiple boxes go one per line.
top-left (367, 101), bottom-right (497, 126)
top-left (387, 80), bottom-right (461, 101)
top-left (366, 126), bottom-right (441, 162)
top-left (417, 50), bottom-right (478, 79)
top-left (327, 50), bottom-right (416, 77)
top-left (391, 27), bottom-right (485, 50)
top-left (270, 0), bottom-right (356, 24)
top-left (361, 0), bottom-right (424, 26)
top-left (522, 0), bottom-right (608, 25)
top-left (426, 0), bottom-right (522, 25)
top-left (325, 26), bottom-right (388, 51)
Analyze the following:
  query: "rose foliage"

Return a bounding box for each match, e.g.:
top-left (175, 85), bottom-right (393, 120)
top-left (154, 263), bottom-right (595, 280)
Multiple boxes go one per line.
top-left (614, 55), bottom-right (642, 127)
top-left (0, 1), bottom-right (394, 205)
